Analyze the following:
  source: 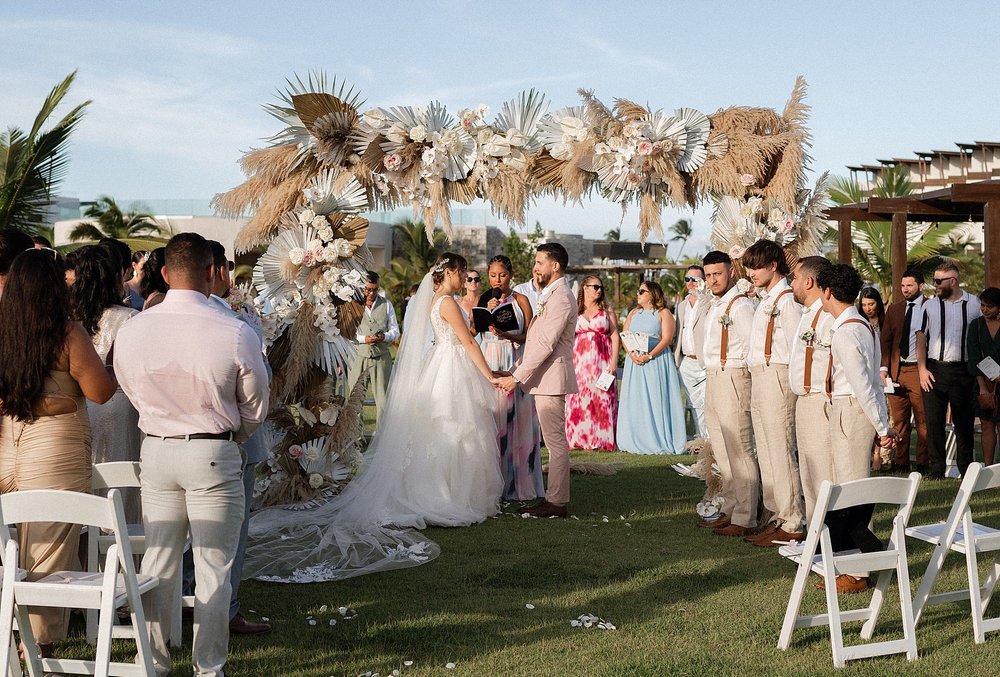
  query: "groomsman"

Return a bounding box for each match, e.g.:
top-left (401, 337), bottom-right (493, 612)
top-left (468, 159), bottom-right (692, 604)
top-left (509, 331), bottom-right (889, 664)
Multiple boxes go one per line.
top-left (698, 251), bottom-right (758, 537)
top-left (741, 240), bottom-right (805, 546)
top-left (915, 261), bottom-right (982, 478)
top-left (788, 256), bottom-right (834, 523)
top-left (673, 264), bottom-right (709, 439)
top-left (879, 268), bottom-right (930, 473)
top-left (348, 271), bottom-right (399, 423)
top-left (817, 263), bottom-right (896, 593)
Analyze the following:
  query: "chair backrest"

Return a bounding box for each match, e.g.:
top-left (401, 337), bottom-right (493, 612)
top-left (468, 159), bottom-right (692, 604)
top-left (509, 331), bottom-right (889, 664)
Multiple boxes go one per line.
top-left (0, 489), bottom-right (118, 531)
top-left (91, 461), bottom-right (141, 490)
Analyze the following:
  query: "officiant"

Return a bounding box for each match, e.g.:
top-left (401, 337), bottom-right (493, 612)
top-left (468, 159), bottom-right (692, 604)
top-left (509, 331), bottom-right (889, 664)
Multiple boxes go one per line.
top-left (348, 271), bottom-right (399, 424)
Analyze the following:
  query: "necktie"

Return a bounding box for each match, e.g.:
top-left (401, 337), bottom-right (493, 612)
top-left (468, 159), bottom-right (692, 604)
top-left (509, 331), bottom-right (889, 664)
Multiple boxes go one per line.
top-left (899, 301), bottom-right (914, 359)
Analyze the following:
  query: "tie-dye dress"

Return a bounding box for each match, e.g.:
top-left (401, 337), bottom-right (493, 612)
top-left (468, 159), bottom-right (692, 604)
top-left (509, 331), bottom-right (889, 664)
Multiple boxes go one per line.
top-left (565, 310), bottom-right (618, 451)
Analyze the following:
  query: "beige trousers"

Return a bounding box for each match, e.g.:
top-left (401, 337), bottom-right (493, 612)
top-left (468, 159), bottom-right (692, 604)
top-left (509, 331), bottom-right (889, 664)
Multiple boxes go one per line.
top-left (140, 437), bottom-right (244, 677)
top-left (750, 364), bottom-right (804, 531)
top-left (796, 394), bottom-right (833, 523)
top-left (0, 411), bottom-right (91, 644)
top-left (348, 351), bottom-right (393, 423)
top-left (830, 397), bottom-right (876, 485)
top-left (535, 394), bottom-right (570, 505)
top-left (705, 367), bottom-right (758, 528)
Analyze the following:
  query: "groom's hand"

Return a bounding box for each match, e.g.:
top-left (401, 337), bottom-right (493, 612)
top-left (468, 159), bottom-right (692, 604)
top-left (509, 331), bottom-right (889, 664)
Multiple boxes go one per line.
top-left (495, 375), bottom-right (517, 392)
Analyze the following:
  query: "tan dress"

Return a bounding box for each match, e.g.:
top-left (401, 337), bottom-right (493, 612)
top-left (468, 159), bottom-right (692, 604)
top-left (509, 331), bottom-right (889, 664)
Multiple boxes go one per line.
top-left (0, 371), bottom-right (92, 644)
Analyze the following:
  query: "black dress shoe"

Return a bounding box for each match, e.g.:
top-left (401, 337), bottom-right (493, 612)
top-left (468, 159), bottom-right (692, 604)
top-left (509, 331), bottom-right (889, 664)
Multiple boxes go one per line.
top-left (229, 613), bottom-right (272, 635)
top-left (517, 501), bottom-right (543, 514)
top-left (523, 501), bottom-right (568, 518)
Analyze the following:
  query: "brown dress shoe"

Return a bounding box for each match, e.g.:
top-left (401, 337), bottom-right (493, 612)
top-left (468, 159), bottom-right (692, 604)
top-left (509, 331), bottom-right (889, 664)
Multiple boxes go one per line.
top-left (517, 501), bottom-right (542, 514)
top-left (698, 513), bottom-right (729, 529)
top-left (814, 574), bottom-right (869, 594)
top-left (713, 523), bottom-right (753, 537)
top-left (229, 613), bottom-right (272, 635)
top-left (744, 522), bottom-right (778, 543)
top-left (752, 528), bottom-right (804, 548)
top-left (524, 501), bottom-right (568, 518)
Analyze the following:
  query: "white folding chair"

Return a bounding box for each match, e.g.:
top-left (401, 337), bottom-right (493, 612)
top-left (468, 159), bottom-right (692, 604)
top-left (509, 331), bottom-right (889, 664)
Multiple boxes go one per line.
top-left (777, 473), bottom-right (922, 668)
top-left (0, 489), bottom-right (157, 677)
top-left (905, 462), bottom-right (1000, 642)
top-left (89, 462), bottom-right (192, 648)
top-left (0, 540), bottom-right (25, 677)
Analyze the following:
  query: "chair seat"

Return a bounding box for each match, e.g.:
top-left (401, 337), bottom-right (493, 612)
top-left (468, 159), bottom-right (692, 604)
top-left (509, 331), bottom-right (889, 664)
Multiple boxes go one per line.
top-left (906, 521), bottom-right (1000, 552)
top-left (18, 571), bottom-right (158, 608)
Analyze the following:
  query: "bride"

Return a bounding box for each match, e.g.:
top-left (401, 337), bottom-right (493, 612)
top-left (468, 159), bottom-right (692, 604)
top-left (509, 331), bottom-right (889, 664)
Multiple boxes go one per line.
top-left (244, 253), bottom-right (503, 583)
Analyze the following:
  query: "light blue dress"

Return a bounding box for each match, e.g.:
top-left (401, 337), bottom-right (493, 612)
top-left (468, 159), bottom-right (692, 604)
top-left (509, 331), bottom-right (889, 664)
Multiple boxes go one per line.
top-left (616, 309), bottom-right (688, 454)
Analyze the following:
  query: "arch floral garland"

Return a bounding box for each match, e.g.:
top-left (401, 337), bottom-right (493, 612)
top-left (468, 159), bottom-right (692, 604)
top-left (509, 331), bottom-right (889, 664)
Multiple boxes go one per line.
top-left (215, 73), bottom-right (828, 506)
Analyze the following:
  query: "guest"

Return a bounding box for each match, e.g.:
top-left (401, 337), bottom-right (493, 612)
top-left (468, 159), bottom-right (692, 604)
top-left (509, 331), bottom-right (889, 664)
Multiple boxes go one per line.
top-left (478, 255), bottom-right (542, 499)
top-left (742, 239), bottom-right (805, 547)
top-left (0, 249), bottom-right (115, 656)
top-left (879, 269), bottom-right (930, 473)
top-left (114, 232), bottom-right (269, 676)
top-left (0, 228), bottom-right (34, 295)
top-left (69, 245), bottom-right (142, 522)
top-left (125, 250), bottom-right (149, 310)
top-left (817, 263), bottom-right (896, 593)
top-left (347, 271), bottom-right (399, 424)
top-left (698, 251), bottom-right (757, 537)
top-left (968, 287), bottom-right (1000, 466)
top-left (459, 269), bottom-right (481, 319)
top-left (98, 237), bottom-right (132, 282)
top-left (31, 235), bottom-right (52, 249)
top-left (566, 275), bottom-right (619, 451)
top-left (858, 287), bottom-right (885, 334)
top-left (514, 273), bottom-right (544, 315)
top-left (616, 280), bottom-right (687, 455)
top-left (63, 249), bottom-right (81, 286)
top-left (789, 256), bottom-right (835, 522)
top-left (141, 247), bottom-right (168, 310)
top-left (673, 265), bottom-right (709, 439)
top-left (916, 261), bottom-right (982, 478)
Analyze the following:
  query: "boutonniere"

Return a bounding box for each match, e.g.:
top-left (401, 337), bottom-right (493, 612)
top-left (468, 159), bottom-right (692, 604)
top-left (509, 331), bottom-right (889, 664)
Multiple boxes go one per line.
top-left (536, 300), bottom-right (546, 317)
top-left (719, 314), bottom-right (733, 327)
top-left (799, 328), bottom-right (815, 345)
top-left (816, 332), bottom-right (832, 349)
top-left (765, 303), bottom-right (780, 317)
top-left (735, 278), bottom-right (752, 295)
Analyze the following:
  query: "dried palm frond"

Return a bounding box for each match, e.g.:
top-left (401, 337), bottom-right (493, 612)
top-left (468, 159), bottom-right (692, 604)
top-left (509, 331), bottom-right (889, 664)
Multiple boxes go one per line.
top-left (493, 89), bottom-right (548, 153)
top-left (785, 171), bottom-right (830, 263)
top-left (326, 370), bottom-right (368, 455)
top-left (613, 98), bottom-right (649, 122)
top-left (577, 88), bottom-right (617, 136)
top-left (336, 299), bottom-right (364, 340)
top-left (306, 168), bottom-right (368, 214)
top-left (280, 304), bottom-right (319, 401)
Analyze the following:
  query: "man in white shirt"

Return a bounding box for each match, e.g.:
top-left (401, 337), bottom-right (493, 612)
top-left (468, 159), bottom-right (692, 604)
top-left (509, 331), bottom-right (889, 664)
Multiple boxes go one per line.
top-left (115, 233), bottom-right (269, 676)
top-left (514, 276), bottom-right (544, 315)
top-left (347, 271), bottom-right (400, 423)
top-left (741, 240), bottom-right (805, 546)
top-left (673, 264), bottom-right (709, 439)
top-left (915, 261), bottom-right (982, 478)
top-left (817, 263), bottom-right (896, 594)
top-left (787, 256), bottom-right (835, 522)
top-left (698, 251), bottom-right (758, 537)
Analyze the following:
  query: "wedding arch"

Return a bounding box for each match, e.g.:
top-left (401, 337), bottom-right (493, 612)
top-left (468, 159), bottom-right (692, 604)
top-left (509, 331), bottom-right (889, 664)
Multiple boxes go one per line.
top-left (213, 73), bottom-right (828, 507)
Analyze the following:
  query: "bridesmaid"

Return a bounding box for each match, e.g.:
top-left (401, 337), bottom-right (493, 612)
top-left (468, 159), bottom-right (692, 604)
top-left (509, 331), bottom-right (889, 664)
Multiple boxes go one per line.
top-left (968, 287), bottom-right (1000, 466)
top-left (565, 276), bottom-right (619, 451)
top-left (478, 254), bottom-right (544, 500)
top-left (616, 280), bottom-right (687, 454)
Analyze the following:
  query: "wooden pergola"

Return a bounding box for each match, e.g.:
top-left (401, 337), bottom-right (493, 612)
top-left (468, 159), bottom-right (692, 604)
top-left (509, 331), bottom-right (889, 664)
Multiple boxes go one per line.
top-left (826, 179), bottom-right (1000, 300)
top-left (567, 263), bottom-right (688, 308)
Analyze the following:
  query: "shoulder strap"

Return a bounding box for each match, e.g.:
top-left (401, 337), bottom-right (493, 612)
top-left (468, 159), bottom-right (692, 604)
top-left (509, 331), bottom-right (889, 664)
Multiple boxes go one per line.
top-left (719, 294), bottom-right (747, 369)
top-left (825, 318), bottom-right (876, 400)
top-left (961, 299), bottom-right (969, 363)
top-left (764, 288), bottom-right (795, 366)
top-left (803, 309), bottom-right (822, 394)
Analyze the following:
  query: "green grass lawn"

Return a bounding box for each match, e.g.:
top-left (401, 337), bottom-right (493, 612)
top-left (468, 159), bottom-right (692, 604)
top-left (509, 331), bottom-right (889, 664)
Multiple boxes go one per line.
top-left (55, 446), bottom-right (1000, 676)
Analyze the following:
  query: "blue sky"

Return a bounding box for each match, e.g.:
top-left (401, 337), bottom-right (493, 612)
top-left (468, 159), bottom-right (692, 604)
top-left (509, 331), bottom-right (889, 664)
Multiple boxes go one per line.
top-left (3, 1), bottom-right (998, 250)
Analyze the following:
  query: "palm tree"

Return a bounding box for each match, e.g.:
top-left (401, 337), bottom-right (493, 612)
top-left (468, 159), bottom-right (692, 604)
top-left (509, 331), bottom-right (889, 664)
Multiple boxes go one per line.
top-left (69, 195), bottom-right (166, 241)
top-left (0, 71), bottom-right (90, 232)
top-left (605, 227), bottom-right (621, 241)
top-left (380, 219), bottom-right (447, 303)
top-left (669, 218), bottom-right (693, 257)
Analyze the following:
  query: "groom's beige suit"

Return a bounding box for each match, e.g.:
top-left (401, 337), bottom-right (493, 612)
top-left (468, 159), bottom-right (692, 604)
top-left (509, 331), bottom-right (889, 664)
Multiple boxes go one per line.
top-left (513, 277), bottom-right (578, 505)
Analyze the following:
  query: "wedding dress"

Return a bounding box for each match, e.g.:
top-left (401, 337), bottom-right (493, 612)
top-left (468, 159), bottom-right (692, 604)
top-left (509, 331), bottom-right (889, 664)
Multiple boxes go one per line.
top-left (244, 273), bottom-right (503, 583)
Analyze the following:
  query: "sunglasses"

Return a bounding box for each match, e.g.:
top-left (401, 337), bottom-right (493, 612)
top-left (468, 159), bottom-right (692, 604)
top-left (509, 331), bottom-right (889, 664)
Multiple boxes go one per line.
top-left (684, 276), bottom-right (701, 283)
top-left (584, 284), bottom-right (603, 290)
top-left (466, 276), bottom-right (480, 283)
top-left (638, 289), bottom-right (649, 295)
top-left (933, 277), bottom-right (956, 285)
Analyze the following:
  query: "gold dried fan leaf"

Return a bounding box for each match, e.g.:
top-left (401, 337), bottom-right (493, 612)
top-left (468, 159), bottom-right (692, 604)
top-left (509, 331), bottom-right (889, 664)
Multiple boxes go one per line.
top-left (336, 299), bottom-right (364, 339)
top-left (443, 178), bottom-right (477, 205)
top-left (327, 213), bottom-right (369, 249)
top-left (292, 92), bottom-right (358, 130)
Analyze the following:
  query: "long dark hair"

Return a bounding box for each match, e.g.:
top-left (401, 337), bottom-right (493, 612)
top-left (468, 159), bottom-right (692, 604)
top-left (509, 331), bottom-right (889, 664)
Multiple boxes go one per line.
top-left (70, 245), bottom-right (126, 335)
top-left (857, 287), bottom-right (885, 327)
top-left (139, 247), bottom-right (168, 298)
top-left (0, 249), bottom-right (71, 421)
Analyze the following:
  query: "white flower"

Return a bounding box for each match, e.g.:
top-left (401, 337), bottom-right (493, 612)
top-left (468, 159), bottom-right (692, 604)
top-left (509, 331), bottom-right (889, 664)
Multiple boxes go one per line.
top-left (317, 226), bottom-right (334, 242)
top-left (334, 239), bottom-right (355, 258)
top-left (729, 245), bottom-right (746, 260)
top-left (409, 125), bottom-right (427, 142)
top-left (335, 285), bottom-right (355, 301)
top-left (383, 153), bottom-right (403, 172)
top-left (607, 136), bottom-right (624, 151)
top-left (476, 103), bottom-right (490, 118)
top-left (298, 208), bottom-right (316, 226)
top-left (746, 196), bottom-right (764, 214)
top-left (302, 186), bottom-right (324, 202)
top-left (550, 142), bottom-right (573, 161)
top-left (506, 128), bottom-right (528, 147)
top-left (308, 473), bottom-right (324, 489)
top-left (288, 247), bottom-right (305, 265)
top-left (483, 134), bottom-right (511, 157)
top-left (504, 149), bottom-right (528, 172)
top-left (735, 278), bottom-right (752, 294)
top-left (421, 147), bottom-right (438, 166)
top-left (311, 215), bottom-right (327, 230)
top-left (343, 269), bottom-right (364, 286)
top-left (594, 142), bottom-right (611, 155)
top-left (385, 123), bottom-right (408, 144)
top-left (363, 108), bottom-right (389, 128)
top-left (304, 446), bottom-right (319, 462)
top-left (320, 404), bottom-right (339, 426)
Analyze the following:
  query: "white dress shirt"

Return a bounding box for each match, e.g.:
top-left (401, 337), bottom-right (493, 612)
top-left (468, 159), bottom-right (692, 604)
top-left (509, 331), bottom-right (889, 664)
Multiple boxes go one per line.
top-left (702, 285), bottom-right (755, 370)
top-left (829, 306), bottom-right (889, 436)
top-left (747, 278), bottom-right (803, 367)
top-left (789, 298), bottom-right (835, 396)
top-left (114, 289), bottom-right (270, 440)
top-left (681, 296), bottom-right (700, 356)
top-left (355, 295), bottom-right (400, 343)
top-left (915, 290), bottom-right (982, 363)
top-left (513, 279), bottom-right (544, 315)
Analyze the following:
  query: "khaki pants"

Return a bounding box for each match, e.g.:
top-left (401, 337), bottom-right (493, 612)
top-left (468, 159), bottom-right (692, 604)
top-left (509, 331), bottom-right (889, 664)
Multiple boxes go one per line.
top-left (679, 357), bottom-right (707, 439)
top-left (535, 394), bottom-right (570, 505)
top-left (830, 397), bottom-right (876, 484)
top-left (140, 437), bottom-right (244, 677)
top-left (705, 367), bottom-right (758, 528)
top-left (887, 364), bottom-right (929, 467)
top-left (796, 394), bottom-right (833, 523)
top-left (750, 364), bottom-right (803, 531)
top-left (348, 351), bottom-right (393, 423)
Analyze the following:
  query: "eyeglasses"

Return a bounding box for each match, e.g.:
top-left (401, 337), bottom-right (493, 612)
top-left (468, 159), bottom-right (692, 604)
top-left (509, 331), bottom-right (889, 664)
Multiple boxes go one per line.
top-left (584, 284), bottom-right (603, 290)
top-left (684, 276), bottom-right (701, 283)
top-left (933, 277), bottom-right (957, 285)
top-left (27, 246), bottom-right (59, 259)
top-left (466, 276), bottom-right (480, 283)
top-left (637, 289), bottom-right (649, 295)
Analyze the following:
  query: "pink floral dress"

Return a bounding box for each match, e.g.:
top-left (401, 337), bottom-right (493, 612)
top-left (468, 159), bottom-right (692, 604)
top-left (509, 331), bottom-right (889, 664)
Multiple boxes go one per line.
top-left (565, 310), bottom-right (618, 451)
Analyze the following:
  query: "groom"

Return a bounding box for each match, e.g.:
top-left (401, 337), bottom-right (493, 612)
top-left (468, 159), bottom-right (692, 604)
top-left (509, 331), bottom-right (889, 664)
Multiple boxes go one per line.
top-left (494, 242), bottom-right (577, 518)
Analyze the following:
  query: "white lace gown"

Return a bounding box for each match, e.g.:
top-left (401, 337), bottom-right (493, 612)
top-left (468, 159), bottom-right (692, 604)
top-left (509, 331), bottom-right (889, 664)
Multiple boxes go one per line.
top-left (245, 292), bottom-right (503, 583)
